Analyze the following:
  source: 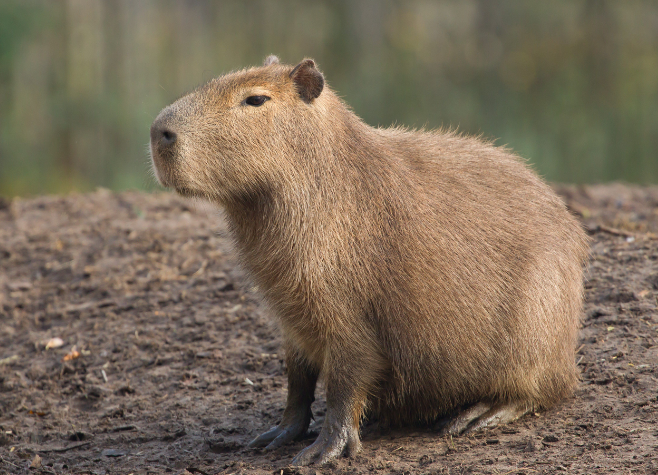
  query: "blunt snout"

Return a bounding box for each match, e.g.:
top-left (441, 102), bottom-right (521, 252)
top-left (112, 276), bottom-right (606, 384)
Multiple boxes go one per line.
top-left (150, 108), bottom-right (182, 188)
top-left (150, 104), bottom-right (182, 158)
top-left (150, 121), bottom-right (177, 150)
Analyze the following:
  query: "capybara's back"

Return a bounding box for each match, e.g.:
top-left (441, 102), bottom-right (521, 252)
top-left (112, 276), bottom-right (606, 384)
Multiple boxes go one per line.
top-left (150, 56), bottom-right (589, 466)
top-left (360, 128), bottom-right (588, 425)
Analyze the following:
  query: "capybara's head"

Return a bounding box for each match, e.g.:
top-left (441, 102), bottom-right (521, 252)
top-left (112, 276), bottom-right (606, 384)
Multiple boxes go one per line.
top-left (150, 56), bottom-right (326, 203)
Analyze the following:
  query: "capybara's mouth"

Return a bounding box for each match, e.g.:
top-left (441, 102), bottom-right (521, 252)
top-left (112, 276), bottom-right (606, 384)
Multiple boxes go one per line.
top-left (150, 157), bottom-right (171, 188)
top-left (150, 153), bottom-right (196, 198)
top-left (149, 145), bottom-right (181, 191)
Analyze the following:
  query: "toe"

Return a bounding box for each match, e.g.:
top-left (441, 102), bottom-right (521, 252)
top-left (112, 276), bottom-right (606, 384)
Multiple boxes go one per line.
top-left (250, 416), bottom-right (310, 449)
top-left (346, 434), bottom-right (362, 456)
top-left (265, 428), bottom-right (296, 450)
top-left (316, 428), bottom-right (356, 464)
top-left (291, 439), bottom-right (324, 466)
top-left (291, 425), bottom-right (359, 466)
top-left (248, 426), bottom-right (281, 448)
top-left (462, 402), bottom-right (530, 434)
top-left (316, 441), bottom-right (345, 465)
top-left (443, 402), bottom-right (491, 435)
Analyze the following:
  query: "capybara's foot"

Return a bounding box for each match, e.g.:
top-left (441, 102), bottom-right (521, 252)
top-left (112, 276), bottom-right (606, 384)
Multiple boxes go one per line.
top-left (248, 408), bottom-right (311, 450)
top-left (291, 417), bottom-right (361, 466)
top-left (440, 401), bottom-right (531, 436)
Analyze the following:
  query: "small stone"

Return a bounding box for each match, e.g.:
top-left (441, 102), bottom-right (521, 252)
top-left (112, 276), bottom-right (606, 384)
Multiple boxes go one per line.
top-left (30, 454), bottom-right (42, 469)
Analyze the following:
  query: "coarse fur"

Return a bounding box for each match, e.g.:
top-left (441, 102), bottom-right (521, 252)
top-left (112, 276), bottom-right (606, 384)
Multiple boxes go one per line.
top-left (150, 56), bottom-right (590, 464)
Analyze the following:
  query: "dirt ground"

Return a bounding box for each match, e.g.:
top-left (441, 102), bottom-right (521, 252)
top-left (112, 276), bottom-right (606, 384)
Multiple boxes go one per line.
top-left (1, 184), bottom-right (657, 475)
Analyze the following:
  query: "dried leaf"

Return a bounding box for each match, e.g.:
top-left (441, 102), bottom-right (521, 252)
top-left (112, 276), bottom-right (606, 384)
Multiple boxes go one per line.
top-left (45, 337), bottom-right (64, 349)
top-left (62, 346), bottom-right (80, 361)
top-left (0, 355), bottom-right (18, 366)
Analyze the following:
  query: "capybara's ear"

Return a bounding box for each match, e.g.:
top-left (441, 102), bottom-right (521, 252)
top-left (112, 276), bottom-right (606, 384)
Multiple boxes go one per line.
top-left (263, 55), bottom-right (279, 66)
top-left (289, 59), bottom-right (324, 103)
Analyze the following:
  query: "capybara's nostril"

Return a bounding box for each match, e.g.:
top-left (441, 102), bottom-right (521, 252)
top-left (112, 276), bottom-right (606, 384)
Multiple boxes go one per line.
top-left (161, 129), bottom-right (176, 145)
top-left (150, 122), bottom-right (177, 148)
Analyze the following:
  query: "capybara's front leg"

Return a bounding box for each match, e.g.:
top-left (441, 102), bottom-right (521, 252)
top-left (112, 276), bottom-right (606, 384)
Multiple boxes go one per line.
top-left (249, 347), bottom-right (318, 450)
top-left (291, 347), bottom-right (376, 466)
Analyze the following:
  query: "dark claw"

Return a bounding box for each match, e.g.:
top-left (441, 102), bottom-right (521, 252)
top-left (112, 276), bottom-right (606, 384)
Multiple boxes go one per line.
top-left (249, 417), bottom-right (309, 450)
top-left (265, 427), bottom-right (297, 450)
top-left (248, 425), bottom-right (281, 448)
top-left (437, 401), bottom-right (531, 436)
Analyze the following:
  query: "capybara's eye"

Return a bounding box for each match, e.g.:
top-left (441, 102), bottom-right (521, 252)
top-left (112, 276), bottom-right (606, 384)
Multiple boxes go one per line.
top-left (245, 95), bottom-right (270, 107)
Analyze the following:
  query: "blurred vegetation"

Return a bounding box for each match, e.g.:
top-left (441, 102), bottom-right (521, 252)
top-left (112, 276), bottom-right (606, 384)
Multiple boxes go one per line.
top-left (1, 0), bottom-right (658, 197)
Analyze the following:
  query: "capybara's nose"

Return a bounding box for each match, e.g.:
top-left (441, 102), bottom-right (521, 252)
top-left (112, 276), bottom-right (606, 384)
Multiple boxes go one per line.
top-left (150, 123), bottom-right (177, 148)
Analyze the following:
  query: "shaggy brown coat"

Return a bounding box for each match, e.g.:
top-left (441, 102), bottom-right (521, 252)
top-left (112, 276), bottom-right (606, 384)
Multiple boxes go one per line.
top-left (150, 56), bottom-right (589, 465)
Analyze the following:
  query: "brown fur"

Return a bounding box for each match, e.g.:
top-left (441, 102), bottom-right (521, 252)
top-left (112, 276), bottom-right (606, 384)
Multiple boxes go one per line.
top-left (151, 56), bottom-right (589, 459)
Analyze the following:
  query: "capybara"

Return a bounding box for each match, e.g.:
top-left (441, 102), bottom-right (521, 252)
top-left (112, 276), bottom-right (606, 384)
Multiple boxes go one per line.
top-left (149, 55), bottom-right (589, 465)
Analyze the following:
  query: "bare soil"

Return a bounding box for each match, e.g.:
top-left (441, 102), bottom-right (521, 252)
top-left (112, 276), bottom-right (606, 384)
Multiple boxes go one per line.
top-left (1, 184), bottom-right (658, 475)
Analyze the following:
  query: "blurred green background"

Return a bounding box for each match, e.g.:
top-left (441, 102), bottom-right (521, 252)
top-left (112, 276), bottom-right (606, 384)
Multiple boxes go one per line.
top-left (1, 0), bottom-right (657, 197)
